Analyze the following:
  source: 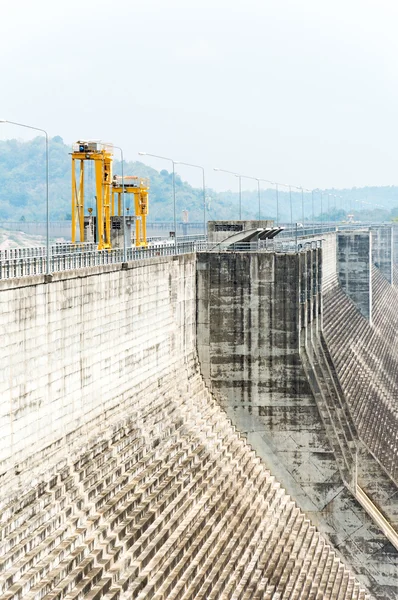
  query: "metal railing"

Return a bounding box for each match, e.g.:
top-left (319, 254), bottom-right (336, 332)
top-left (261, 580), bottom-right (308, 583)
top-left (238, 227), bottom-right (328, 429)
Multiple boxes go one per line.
top-left (197, 238), bottom-right (323, 254)
top-left (0, 240), bottom-right (207, 280)
top-left (0, 246), bottom-right (47, 260)
top-left (4, 222), bottom-right (382, 281)
top-left (278, 225), bottom-right (337, 238)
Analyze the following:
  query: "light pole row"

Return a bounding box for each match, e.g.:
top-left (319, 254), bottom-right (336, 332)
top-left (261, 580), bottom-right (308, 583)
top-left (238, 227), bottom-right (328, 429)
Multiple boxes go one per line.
top-left (0, 119), bottom-right (50, 274)
top-left (137, 154), bottom-right (315, 232)
top-left (138, 152), bottom-right (178, 249)
top-left (138, 153), bottom-right (208, 243)
top-left (212, 170), bottom-right (314, 230)
top-left (0, 120), bottom-right (353, 259)
top-left (0, 121), bottom-right (131, 272)
top-left (213, 168), bottom-right (275, 222)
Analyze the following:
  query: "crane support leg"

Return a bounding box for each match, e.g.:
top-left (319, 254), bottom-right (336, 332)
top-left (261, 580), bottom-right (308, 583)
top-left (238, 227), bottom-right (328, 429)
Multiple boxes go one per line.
top-left (78, 161), bottom-right (85, 242)
top-left (95, 160), bottom-right (104, 250)
top-left (71, 158), bottom-right (76, 243)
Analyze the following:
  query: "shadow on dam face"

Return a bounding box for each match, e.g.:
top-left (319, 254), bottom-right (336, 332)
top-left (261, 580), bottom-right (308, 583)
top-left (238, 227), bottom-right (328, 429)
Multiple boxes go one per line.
top-left (197, 237), bottom-right (398, 599)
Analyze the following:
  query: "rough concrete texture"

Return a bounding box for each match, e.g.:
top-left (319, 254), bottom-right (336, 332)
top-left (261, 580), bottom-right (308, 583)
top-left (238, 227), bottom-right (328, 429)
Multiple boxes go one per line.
top-left (371, 226), bottom-right (393, 285)
top-left (393, 226), bottom-right (398, 268)
top-left (0, 255), bottom-right (369, 599)
top-left (337, 231), bottom-right (372, 323)
top-left (0, 255), bottom-right (196, 497)
top-left (197, 249), bottom-right (398, 599)
top-left (319, 233), bottom-right (338, 292)
top-left (323, 263), bottom-right (398, 486)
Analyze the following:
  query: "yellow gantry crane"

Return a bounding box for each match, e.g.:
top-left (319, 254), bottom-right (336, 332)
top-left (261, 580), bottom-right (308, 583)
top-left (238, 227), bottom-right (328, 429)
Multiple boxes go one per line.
top-left (71, 141), bottom-right (113, 250)
top-left (71, 140), bottom-right (149, 249)
top-left (111, 176), bottom-right (149, 247)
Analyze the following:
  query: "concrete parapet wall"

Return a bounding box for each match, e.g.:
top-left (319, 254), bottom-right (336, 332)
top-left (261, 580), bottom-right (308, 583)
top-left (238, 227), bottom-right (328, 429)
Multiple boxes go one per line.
top-left (337, 231), bottom-right (372, 323)
top-left (392, 225), bottom-right (398, 267)
top-left (0, 254), bottom-right (196, 496)
top-left (197, 250), bottom-right (321, 405)
top-left (319, 232), bottom-right (337, 292)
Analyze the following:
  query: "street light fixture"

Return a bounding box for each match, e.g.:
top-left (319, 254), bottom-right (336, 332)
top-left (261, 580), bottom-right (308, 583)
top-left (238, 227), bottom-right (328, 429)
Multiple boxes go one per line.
top-left (0, 119), bottom-right (50, 274)
top-left (111, 144), bottom-right (127, 262)
top-left (239, 175), bottom-right (274, 221)
top-left (238, 175), bottom-right (261, 220)
top-left (175, 161), bottom-right (206, 236)
top-left (273, 181), bottom-right (294, 230)
top-left (273, 181), bottom-right (291, 227)
top-left (290, 185), bottom-right (306, 227)
top-left (138, 151), bottom-right (177, 249)
top-left (275, 182), bottom-right (279, 225)
top-left (214, 168), bottom-right (242, 219)
top-left (311, 189), bottom-right (315, 234)
top-left (320, 190), bottom-right (324, 233)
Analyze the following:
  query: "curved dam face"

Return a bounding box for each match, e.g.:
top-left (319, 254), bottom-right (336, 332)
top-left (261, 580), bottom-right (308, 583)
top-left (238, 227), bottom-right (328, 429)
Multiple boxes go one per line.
top-left (197, 231), bottom-right (398, 600)
top-left (0, 241), bottom-right (393, 599)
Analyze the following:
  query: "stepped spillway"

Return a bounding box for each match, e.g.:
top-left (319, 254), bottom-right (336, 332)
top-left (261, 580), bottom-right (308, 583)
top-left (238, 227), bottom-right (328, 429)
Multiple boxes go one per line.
top-left (323, 266), bottom-right (398, 482)
top-left (0, 362), bottom-right (368, 600)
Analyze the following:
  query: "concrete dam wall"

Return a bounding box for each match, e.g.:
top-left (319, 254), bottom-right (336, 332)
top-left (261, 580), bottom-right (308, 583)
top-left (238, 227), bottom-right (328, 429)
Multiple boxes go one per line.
top-left (197, 232), bottom-right (398, 599)
top-left (0, 236), bottom-right (395, 599)
top-left (0, 255), bottom-right (197, 495)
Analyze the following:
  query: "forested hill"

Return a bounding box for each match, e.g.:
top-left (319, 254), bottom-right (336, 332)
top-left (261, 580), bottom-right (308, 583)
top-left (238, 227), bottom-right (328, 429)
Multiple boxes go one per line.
top-left (1, 136), bottom-right (398, 223)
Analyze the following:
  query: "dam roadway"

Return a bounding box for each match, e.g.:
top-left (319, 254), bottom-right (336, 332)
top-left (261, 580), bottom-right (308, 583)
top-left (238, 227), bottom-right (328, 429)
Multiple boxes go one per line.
top-left (0, 224), bottom-right (397, 599)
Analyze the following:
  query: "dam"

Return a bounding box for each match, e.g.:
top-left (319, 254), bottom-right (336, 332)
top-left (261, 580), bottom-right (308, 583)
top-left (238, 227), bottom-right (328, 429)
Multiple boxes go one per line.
top-left (0, 223), bottom-right (397, 599)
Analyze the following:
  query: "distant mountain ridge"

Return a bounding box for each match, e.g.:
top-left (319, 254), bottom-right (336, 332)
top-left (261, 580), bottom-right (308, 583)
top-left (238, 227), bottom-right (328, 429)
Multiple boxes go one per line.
top-left (1, 136), bottom-right (398, 223)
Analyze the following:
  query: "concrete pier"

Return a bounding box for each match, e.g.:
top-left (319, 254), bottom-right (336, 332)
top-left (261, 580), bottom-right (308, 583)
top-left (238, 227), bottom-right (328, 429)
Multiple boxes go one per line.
top-left (371, 225), bottom-right (393, 284)
top-left (337, 231), bottom-right (372, 323)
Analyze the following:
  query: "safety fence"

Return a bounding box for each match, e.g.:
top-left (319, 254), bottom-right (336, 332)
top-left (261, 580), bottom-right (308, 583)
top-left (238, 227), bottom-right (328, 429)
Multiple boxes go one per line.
top-left (6, 222), bottom-right (389, 280)
top-left (0, 241), bottom-right (206, 280)
top-left (0, 236), bottom-right (329, 280)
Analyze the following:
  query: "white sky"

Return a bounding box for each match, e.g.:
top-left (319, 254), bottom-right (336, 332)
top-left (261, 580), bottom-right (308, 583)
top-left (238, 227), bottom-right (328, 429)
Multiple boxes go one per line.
top-left (1, 0), bottom-right (398, 192)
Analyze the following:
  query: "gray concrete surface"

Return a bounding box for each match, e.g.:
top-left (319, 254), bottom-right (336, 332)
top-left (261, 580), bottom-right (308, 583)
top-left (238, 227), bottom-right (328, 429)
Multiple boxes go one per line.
top-left (197, 247), bottom-right (398, 598)
top-left (1, 232), bottom-right (397, 599)
top-left (338, 231), bottom-right (372, 323)
top-left (0, 254), bottom-right (197, 500)
top-left (371, 226), bottom-right (393, 284)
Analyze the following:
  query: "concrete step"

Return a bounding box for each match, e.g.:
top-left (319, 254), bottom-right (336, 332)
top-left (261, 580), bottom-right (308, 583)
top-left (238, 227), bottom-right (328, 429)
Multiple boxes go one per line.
top-left (148, 465), bottom-right (270, 600)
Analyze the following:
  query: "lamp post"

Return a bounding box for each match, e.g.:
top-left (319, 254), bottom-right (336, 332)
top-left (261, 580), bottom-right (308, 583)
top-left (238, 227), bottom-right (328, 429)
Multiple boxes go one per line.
top-left (214, 168), bottom-right (242, 219)
top-left (274, 182), bottom-right (291, 228)
top-left (0, 119), bottom-right (50, 274)
top-left (175, 161), bottom-right (206, 236)
top-left (138, 152), bottom-right (177, 250)
top-left (111, 144), bottom-right (126, 262)
top-left (239, 175), bottom-right (261, 220)
top-left (321, 191), bottom-right (324, 233)
top-left (291, 185), bottom-right (306, 227)
top-left (259, 178), bottom-right (275, 222)
top-left (327, 193), bottom-right (331, 225)
top-left (275, 182), bottom-right (279, 225)
top-left (311, 189), bottom-right (315, 234)
top-left (239, 176), bottom-right (274, 220)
